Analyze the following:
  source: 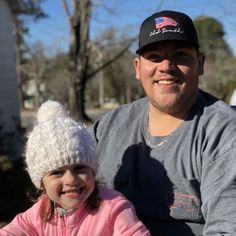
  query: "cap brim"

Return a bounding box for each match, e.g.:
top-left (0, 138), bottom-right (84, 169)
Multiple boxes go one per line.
top-left (136, 39), bottom-right (199, 54)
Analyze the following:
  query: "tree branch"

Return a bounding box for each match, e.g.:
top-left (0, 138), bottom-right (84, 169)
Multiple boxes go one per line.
top-left (87, 36), bottom-right (137, 80)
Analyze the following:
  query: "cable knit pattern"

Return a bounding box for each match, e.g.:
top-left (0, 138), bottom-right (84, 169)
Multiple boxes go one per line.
top-left (25, 100), bottom-right (98, 188)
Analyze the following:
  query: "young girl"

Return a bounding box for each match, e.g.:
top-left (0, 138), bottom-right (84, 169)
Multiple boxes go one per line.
top-left (0, 101), bottom-right (150, 236)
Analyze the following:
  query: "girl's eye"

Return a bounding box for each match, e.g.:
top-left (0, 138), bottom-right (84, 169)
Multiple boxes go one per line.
top-left (74, 165), bottom-right (88, 173)
top-left (72, 165), bottom-right (91, 175)
top-left (50, 170), bottom-right (63, 176)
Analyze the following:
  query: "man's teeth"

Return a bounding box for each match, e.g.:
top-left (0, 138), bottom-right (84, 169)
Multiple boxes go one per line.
top-left (157, 80), bottom-right (176, 84)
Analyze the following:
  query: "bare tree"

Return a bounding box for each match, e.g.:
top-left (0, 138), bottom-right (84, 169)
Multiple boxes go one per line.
top-left (61, 0), bottom-right (92, 121)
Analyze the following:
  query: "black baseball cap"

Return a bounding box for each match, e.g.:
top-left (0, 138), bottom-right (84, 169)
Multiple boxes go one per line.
top-left (136, 10), bottom-right (199, 54)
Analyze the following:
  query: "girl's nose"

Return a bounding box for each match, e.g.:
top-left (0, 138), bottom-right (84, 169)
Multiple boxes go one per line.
top-left (63, 170), bottom-right (79, 185)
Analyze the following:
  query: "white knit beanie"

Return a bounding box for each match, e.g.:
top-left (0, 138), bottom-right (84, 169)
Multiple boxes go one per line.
top-left (25, 100), bottom-right (98, 189)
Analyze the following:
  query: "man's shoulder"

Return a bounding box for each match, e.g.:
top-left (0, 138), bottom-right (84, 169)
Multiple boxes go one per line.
top-left (196, 91), bottom-right (236, 146)
top-left (198, 90), bottom-right (236, 119)
top-left (97, 97), bottom-right (148, 124)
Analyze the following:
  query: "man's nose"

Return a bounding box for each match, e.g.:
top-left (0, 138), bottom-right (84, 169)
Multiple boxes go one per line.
top-left (158, 58), bottom-right (175, 72)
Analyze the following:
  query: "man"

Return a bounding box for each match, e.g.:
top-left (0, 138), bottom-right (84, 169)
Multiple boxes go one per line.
top-left (89, 10), bottom-right (236, 235)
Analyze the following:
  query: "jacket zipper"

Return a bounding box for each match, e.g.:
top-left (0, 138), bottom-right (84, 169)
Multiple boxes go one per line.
top-left (59, 213), bottom-right (66, 236)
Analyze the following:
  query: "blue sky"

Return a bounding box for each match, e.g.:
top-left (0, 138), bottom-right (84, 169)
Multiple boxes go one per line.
top-left (26, 0), bottom-right (236, 56)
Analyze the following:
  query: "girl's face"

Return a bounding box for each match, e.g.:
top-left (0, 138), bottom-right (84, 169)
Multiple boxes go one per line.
top-left (42, 164), bottom-right (95, 210)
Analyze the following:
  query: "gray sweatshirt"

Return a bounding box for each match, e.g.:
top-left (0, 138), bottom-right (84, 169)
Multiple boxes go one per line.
top-left (89, 91), bottom-right (236, 236)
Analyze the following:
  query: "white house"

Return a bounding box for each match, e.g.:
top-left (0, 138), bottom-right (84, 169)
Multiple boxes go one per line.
top-left (0, 0), bottom-right (20, 129)
top-left (230, 89), bottom-right (236, 106)
top-left (0, 0), bottom-right (21, 158)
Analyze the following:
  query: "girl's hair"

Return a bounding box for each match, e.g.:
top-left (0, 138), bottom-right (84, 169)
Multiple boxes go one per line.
top-left (29, 181), bottom-right (102, 222)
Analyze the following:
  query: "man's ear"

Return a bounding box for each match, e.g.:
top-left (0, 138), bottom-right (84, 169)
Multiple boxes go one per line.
top-left (198, 52), bottom-right (205, 76)
top-left (134, 56), bottom-right (141, 81)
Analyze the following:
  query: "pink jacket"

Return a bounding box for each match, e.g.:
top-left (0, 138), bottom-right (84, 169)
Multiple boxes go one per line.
top-left (0, 186), bottom-right (150, 236)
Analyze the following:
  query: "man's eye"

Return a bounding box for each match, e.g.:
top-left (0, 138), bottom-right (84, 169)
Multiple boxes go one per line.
top-left (173, 49), bottom-right (193, 59)
top-left (144, 54), bottom-right (162, 62)
top-left (174, 52), bottom-right (189, 57)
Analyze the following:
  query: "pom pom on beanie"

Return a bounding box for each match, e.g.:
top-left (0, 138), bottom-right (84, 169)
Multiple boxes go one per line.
top-left (37, 100), bottom-right (69, 123)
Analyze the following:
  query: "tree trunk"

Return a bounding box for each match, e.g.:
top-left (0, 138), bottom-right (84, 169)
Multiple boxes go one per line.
top-left (63, 0), bottom-right (92, 122)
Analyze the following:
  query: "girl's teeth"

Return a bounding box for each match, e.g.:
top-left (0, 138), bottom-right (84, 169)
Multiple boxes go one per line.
top-left (62, 187), bottom-right (86, 194)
